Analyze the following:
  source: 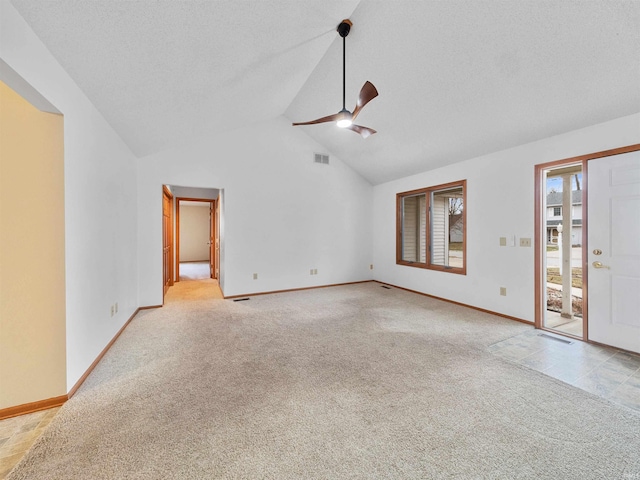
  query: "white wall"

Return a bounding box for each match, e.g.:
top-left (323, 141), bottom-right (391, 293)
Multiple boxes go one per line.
top-left (137, 116), bottom-right (373, 302)
top-left (1, 2), bottom-right (139, 392)
top-left (373, 113), bottom-right (640, 322)
top-left (179, 204), bottom-right (210, 262)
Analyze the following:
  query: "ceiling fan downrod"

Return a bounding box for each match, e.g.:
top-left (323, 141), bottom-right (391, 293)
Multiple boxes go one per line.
top-left (337, 19), bottom-right (352, 113)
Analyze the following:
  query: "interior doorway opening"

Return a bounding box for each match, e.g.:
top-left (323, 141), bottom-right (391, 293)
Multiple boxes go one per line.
top-left (0, 70), bottom-right (67, 414)
top-left (162, 185), bottom-right (223, 301)
top-left (176, 198), bottom-right (218, 281)
top-left (536, 162), bottom-right (585, 339)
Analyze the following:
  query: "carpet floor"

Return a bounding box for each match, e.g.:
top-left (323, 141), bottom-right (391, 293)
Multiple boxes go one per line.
top-left (8, 282), bottom-right (640, 479)
top-left (168, 277), bottom-right (224, 301)
top-left (179, 262), bottom-right (212, 281)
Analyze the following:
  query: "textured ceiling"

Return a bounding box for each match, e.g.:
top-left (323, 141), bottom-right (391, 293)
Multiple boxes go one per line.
top-left (9, 0), bottom-right (359, 156)
top-left (286, 0), bottom-right (640, 183)
top-left (9, 0), bottom-right (640, 185)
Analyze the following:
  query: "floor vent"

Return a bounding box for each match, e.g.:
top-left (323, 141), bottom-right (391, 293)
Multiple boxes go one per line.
top-left (380, 285), bottom-right (391, 289)
top-left (233, 298), bottom-right (250, 302)
top-left (314, 153), bottom-right (329, 165)
top-left (538, 333), bottom-right (573, 344)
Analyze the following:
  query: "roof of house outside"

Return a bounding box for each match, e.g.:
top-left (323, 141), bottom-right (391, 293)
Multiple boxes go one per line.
top-left (547, 190), bottom-right (582, 206)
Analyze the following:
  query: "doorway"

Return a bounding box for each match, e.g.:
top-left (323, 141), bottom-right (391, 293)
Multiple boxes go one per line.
top-left (536, 144), bottom-right (640, 354)
top-left (536, 162), bottom-right (584, 338)
top-left (176, 198), bottom-right (218, 282)
top-left (162, 185), bottom-right (223, 301)
top-left (0, 75), bottom-right (67, 413)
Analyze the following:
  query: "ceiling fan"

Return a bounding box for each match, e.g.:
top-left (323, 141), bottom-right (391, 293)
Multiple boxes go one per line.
top-left (292, 19), bottom-right (378, 138)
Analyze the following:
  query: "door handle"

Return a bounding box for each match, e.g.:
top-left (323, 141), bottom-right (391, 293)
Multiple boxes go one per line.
top-left (592, 261), bottom-right (610, 269)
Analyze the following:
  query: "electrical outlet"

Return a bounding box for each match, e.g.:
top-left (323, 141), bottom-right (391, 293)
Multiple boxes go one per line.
top-left (499, 237), bottom-right (507, 247)
top-left (110, 305), bottom-right (115, 317)
top-left (310, 269), bottom-right (314, 275)
top-left (370, 264), bottom-right (374, 270)
top-left (314, 269), bottom-right (318, 275)
top-left (520, 237), bottom-right (531, 247)
top-left (115, 302), bottom-right (118, 313)
top-left (253, 273), bottom-right (258, 280)
top-left (500, 287), bottom-right (507, 296)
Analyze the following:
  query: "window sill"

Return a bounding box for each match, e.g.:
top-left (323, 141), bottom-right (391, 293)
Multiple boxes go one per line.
top-left (396, 261), bottom-right (466, 275)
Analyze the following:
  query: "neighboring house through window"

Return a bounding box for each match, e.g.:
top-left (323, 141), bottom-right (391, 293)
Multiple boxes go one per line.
top-left (546, 190), bottom-right (582, 245)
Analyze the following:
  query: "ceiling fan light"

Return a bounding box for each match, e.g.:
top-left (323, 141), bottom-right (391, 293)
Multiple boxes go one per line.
top-left (336, 110), bottom-right (352, 128)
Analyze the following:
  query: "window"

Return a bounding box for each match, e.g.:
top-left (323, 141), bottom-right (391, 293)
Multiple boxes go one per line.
top-left (553, 206), bottom-right (561, 216)
top-left (397, 180), bottom-right (466, 274)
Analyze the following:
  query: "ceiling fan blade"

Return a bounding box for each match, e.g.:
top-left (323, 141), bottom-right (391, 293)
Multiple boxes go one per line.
top-left (292, 112), bottom-right (341, 126)
top-left (351, 81), bottom-right (379, 120)
top-left (346, 124), bottom-right (377, 139)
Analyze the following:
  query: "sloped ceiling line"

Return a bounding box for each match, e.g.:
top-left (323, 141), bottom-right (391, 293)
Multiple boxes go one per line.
top-left (9, 0), bottom-right (640, 184)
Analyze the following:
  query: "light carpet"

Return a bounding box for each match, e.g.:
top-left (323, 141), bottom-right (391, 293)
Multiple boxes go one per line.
top-left (8, 283), bottom-right (640, 479)
top-left (179, 262), bottom-right (211, 281)
top-left (167, 278), bottom-right (224, 301)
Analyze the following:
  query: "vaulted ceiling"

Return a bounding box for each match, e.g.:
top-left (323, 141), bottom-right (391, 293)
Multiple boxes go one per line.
top-left (10, 0), bottom-right (640, 184)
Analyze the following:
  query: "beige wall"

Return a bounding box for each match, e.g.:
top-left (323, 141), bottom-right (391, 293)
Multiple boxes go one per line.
top-left (179, 204), bottom-right (210, 262)
top-left (0, 81), bottom-right (66, 409)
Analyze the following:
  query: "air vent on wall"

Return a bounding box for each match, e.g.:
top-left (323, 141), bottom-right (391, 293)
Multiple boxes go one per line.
top-left (314, 153), bottom-right (330, 165)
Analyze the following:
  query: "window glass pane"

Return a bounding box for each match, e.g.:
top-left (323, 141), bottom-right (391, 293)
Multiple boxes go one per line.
top-left (401, 194), bottom-right (426, 263)
top-left (430, 187), bottom-right (464, 267)
top-left (397, 180), bottom-right (465, 273)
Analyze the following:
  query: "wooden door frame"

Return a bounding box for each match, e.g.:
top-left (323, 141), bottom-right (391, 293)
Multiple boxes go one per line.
top-left (210, 199), bottom-right (218, 280)
top-left (214, 197), bottom-right (220, 280)
top-left (175, 197), bottom-right (216, 282)
top-left (162, 185), bottom-right (174, 301)
top-left (534, 144), bottom-right (640, 342)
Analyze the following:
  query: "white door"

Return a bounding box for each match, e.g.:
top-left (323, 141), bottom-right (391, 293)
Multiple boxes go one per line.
top-left (587, 150), bottom-right (640, 353)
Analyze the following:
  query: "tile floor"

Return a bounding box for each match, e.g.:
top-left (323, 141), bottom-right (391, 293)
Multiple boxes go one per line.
top-left (1, 331), bottom-right (638, 479)
top-left (488, 329), bottom-right (640, 412)
top-left (0, 407), bottom-right (59, 479)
